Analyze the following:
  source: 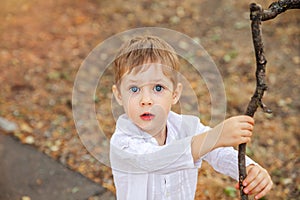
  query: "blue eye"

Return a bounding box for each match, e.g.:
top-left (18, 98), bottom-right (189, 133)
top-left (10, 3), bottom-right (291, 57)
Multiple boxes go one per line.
top-left (154, 85), bottom-right (164, 92)
top-left (130, 86), bottom-right (139, 93)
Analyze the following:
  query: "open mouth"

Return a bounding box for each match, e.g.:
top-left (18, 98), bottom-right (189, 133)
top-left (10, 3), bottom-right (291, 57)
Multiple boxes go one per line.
top-left (140, 112), bottom-right (155, 121)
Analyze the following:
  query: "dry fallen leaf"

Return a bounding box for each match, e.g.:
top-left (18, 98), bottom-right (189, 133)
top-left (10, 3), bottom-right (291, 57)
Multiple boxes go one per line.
top-left (24, 136), bottom-right (35, 144)
top-left (20, 123), bottom-right (33, 133)
top-left (21, 196), bottom-right (31, 200)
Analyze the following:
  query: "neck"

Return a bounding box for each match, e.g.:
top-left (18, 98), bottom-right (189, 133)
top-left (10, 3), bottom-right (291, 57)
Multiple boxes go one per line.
top-left (153, 126), bottom-right (167, 146)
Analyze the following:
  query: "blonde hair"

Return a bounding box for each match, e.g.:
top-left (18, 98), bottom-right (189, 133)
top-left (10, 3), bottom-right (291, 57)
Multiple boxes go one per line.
top-left (113, 35), bottom-right (180, 87)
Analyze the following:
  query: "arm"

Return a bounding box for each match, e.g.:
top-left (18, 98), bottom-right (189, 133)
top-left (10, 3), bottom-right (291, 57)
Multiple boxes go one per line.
top-left (194, 115), bottom-right (272, 199)
top-left (110, 112), bottom-right (205, 174)
top-left (110, 115), bottom-right (253, 173)
top-left (203, 147), bottom-right (256, 180)
top-left (110, 133), bottom-right (195, 174)
top-left (191, 115), bottom-right (254, 161)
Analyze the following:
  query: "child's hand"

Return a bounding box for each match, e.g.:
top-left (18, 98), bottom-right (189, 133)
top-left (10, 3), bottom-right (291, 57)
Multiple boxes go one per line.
top-left (235, 164), bottom-right (273, 199)
top-left (213, 116), bottom-right (255, 148)
top-left (191, 115), bottom-right (254, 161)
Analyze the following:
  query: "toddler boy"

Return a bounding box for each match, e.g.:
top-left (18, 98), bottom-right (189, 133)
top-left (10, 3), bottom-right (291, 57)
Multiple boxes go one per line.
top-left (110, 35), bottom-right (272, 200)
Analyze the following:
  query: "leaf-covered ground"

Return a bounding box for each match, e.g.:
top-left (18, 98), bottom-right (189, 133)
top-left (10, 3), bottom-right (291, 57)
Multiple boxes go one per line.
top-left (0, 0), bottom-right (299, 199)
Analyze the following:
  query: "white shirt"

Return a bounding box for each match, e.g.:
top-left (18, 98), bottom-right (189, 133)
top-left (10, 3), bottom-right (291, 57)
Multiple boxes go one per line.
top-left (110, 111), bottom-right (255, 200)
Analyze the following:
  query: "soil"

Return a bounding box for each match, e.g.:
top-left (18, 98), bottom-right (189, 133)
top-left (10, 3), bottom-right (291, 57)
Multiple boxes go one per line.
top-left (0, 0), bottom-right (299, 199)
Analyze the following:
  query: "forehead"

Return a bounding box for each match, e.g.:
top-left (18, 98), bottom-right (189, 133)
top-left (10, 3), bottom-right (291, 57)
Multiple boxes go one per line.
top-left (121, 63), bottom-right (173, 85)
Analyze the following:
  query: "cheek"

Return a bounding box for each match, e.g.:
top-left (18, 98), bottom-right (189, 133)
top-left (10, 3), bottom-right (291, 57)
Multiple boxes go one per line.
top-left (161, 95), bottom-right (173, 107)
top-left (122, 95), bottom-right (139, 111)
top-left (126, 101), bottom-right (140, 120)
top-left (128, 95), bottom-right (139, 104)
top-left (153, 96), bottom-right (173, 113)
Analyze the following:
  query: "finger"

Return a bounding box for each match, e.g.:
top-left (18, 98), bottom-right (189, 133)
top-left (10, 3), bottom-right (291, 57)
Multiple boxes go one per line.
top-left (231, 115), bottom-right (247, 122)
top-left (238, 131), bottom-right (252, 144)
top-left (241, 130), bottom-right (252, 137)
top-left (243, 166), bottom-right (260, 187)
top-left (241, 123), bottom-right (254, 131)
top-left (240, 116), bottom-right (255, 125)
top-left (235, 182), bottom-right (239, 189)
top-left (241, 136), bottom-right (251, 144)
top-left (247, 176), bottom-right (267, 194)
top-left (254, 180), bottom-right (273, 199)
top-left (244, 171), bottom-right (267, 195)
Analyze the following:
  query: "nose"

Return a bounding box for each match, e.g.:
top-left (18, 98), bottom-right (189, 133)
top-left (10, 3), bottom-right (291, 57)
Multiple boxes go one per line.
top-left (140, 89), bottom-right (153, 106)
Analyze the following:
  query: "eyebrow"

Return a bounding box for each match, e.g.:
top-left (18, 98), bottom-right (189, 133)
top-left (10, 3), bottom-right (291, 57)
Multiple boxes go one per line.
top-left (127, 79), bottom-right (138, 83)
top-left (124, 79), bottom-right (173, 91)
top-left (127, 78), bottom-right (166, 83)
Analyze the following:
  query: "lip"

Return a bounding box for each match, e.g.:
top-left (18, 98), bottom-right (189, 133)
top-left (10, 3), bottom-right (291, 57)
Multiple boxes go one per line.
top-left (140, 112), bottom-right (155, 121)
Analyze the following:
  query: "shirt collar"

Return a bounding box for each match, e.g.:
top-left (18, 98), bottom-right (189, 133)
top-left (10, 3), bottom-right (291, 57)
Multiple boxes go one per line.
top-left (116, 112), bottom-right (179, 145)
top-left (116, 114), bottom-right (148, 138)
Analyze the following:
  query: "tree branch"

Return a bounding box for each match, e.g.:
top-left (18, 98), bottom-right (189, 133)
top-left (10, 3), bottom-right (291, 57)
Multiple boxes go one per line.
top-left (238, 1), bottom-right (300, 199)
top-left (238, 4), bottom-right (267, 200)
top-left (262, 0), bottom-right (300, 21)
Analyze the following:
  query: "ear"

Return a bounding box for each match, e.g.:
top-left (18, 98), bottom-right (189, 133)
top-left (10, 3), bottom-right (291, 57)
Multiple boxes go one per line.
top-left (172, 83), bottom-right (182, 105)
top-left (112, 85), bottom-right (123, 105)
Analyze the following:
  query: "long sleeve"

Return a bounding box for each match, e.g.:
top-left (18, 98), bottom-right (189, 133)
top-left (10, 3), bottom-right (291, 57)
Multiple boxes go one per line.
top-left (202, 147), bottom-right (257, 180)
top-left (110, 112), bottom-right (206, 174)
top-left (110, 131), bottom-right (196, 174)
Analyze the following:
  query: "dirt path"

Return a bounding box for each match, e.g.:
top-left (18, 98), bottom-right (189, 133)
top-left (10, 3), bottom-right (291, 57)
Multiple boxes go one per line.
top-left (0, 134), bottom-right (115, 200)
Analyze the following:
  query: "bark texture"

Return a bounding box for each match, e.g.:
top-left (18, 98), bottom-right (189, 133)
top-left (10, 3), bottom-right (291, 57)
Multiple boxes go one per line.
top-left (238, 1), bottom-right (300, 199)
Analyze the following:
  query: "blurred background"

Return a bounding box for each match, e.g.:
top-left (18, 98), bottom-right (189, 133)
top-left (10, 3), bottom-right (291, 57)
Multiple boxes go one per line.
top-left (0, 0), bottom-right (299, 199)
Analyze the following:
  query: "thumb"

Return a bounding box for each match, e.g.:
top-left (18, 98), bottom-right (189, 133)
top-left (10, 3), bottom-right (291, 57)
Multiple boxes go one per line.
top-left (235, 182), bottom-right (240, 189)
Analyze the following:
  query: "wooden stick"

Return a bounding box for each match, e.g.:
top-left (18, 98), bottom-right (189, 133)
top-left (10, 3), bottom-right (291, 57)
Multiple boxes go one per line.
top-left (238, 1), bottom-right (300, 199)
top-left (262, 0), bottom-right (300, 21)
top-left (238, 4), bottom-right (268, 199)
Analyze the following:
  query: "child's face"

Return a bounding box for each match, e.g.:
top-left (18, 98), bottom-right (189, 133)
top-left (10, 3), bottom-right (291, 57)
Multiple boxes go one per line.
top-left (112, 63), bottom-right (182, 137)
